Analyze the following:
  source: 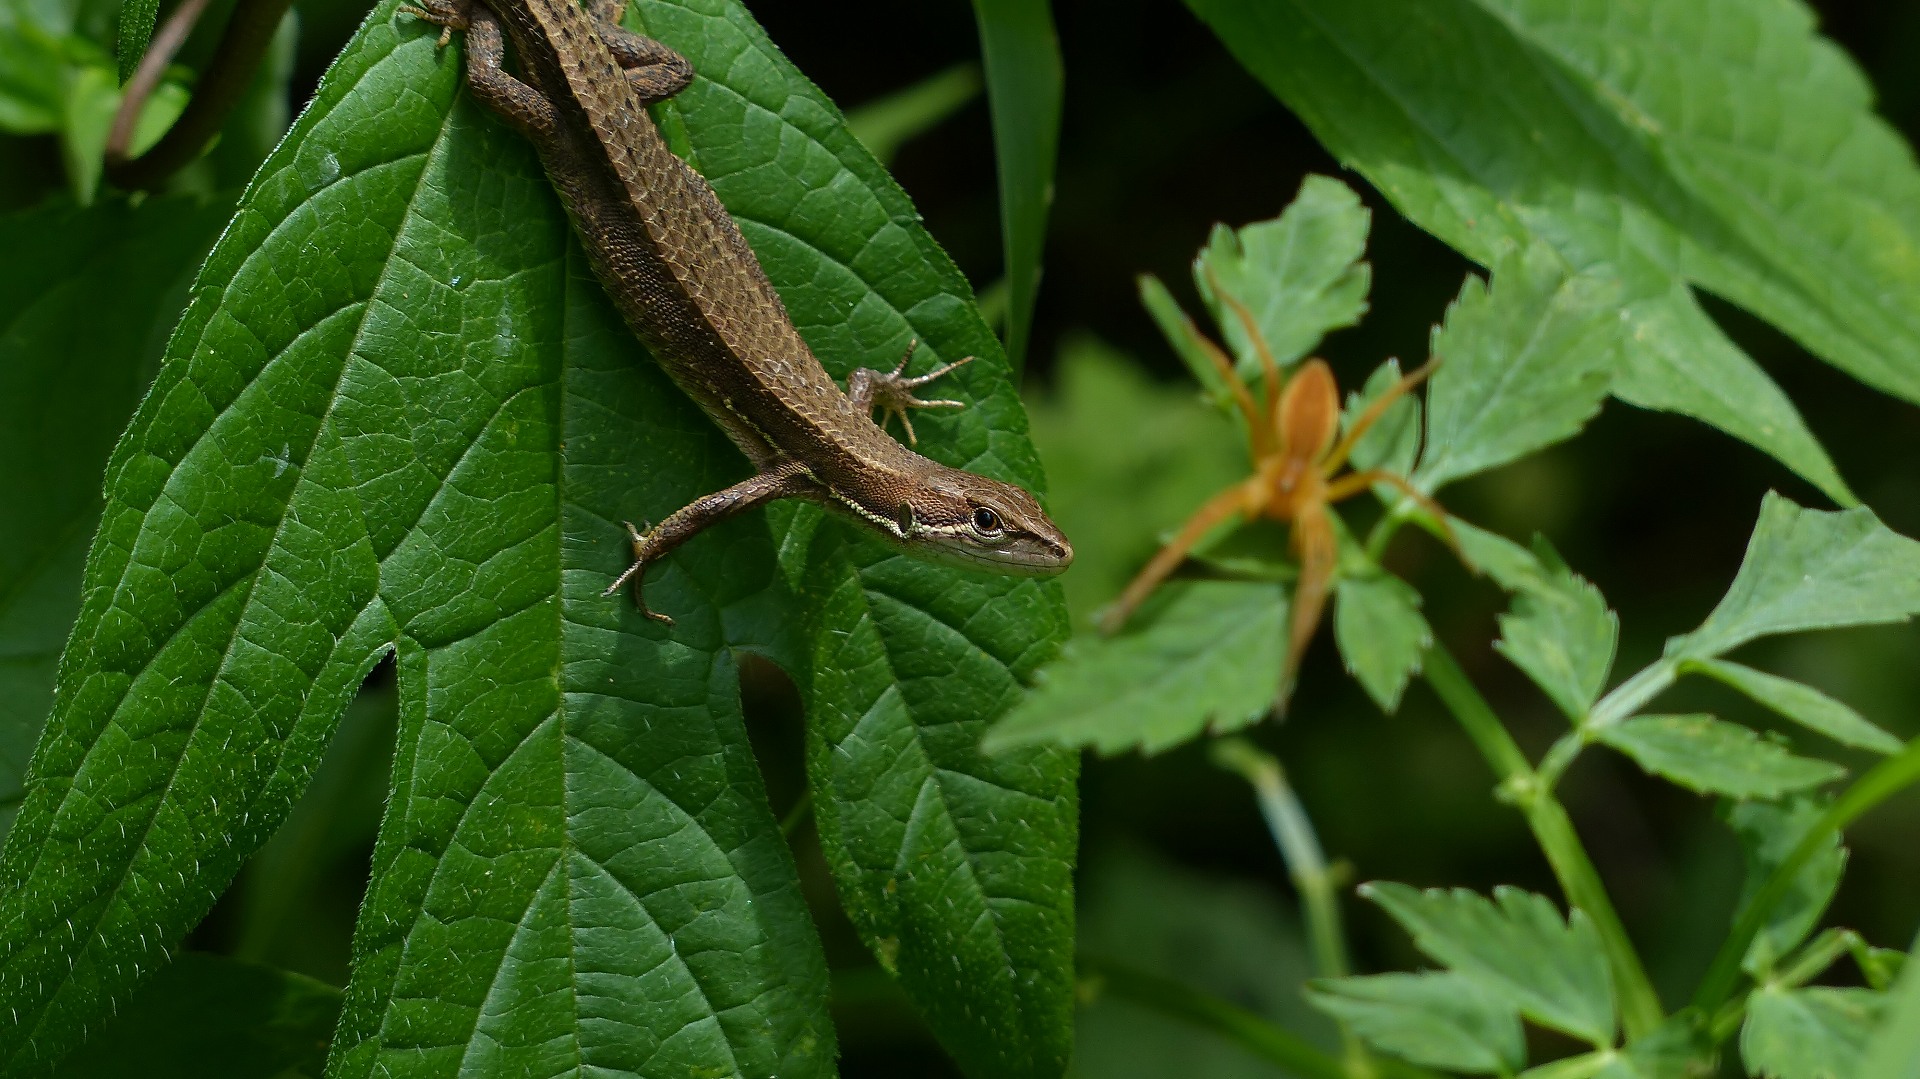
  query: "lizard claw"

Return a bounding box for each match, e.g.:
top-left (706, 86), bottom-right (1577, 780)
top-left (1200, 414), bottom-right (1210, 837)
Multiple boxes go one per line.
top-left (604, 520), bottom-right (675, 625)
top-left (399, 0), bottom-right (468, 46)
top-left (850, 342), bottom-right (973, 446)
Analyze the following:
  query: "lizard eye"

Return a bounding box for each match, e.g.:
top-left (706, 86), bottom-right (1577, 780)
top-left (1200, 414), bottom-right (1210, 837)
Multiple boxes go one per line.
top-left (971, 507), bottom-right (1003, 535)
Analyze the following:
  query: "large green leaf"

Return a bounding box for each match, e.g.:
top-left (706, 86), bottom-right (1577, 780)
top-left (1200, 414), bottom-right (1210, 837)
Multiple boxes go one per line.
top-left (1179, 0), bottom-right (1920, 503)
top-left (0, 196), bottom-right (231, 842)
top-left (1362, 883), bottom-right (1616, 1047)
top-left (0, 1), bottom-right (1074, 1075)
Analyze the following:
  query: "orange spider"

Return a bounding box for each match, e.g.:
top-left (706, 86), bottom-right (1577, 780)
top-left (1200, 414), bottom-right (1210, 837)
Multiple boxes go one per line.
top-left (1100, 280), bottom-right (1454, 706)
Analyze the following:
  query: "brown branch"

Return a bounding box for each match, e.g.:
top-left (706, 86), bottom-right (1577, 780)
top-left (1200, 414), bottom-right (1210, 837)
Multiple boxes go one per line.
top-left (105, 0), bottom-right (295, 191)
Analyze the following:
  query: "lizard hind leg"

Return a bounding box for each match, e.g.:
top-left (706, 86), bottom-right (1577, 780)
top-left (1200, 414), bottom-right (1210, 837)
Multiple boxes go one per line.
top-left (597, 22), bottom-right (695, 103)
top-left (847, 340), bottom-right (973, 446)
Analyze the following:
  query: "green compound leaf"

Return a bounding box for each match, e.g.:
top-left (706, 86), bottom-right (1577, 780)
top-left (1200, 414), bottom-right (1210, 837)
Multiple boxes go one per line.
top-left (1413, 244), bottom-right (1617, 494)
top-left (1688, 659), bottom-right (1902, 756)
top-left (1743, 986), bottom-right (1884, 1079)
top-left (1725, 797), bottom-right (1847, 979)
top-left (985, 580), bottom-right (1287, 756)
top-left (1362, 882), bottom-right (1616, 1047)
top-left (0, 2), bottom-right (1073, 1076)
top-left (1333, 568), bottom-right (1429, 714)
top-left (54, 952), bottom-right (340, 1078)
top-left (1672, 494), bottom-right (1920, 661)
top-left (1596, 715), bottom-right (1844, 800)
top-left (0, 196), bottom-right (230, 843)
top-left (1180, 0), bottom-right (1910, 503)
top-left (1194, 173), bottom-right (1371, 382)
top-left (1308, 971), bottom-right (1524, 1075)
top-left (1495, 541), bottom-right (1618, 723)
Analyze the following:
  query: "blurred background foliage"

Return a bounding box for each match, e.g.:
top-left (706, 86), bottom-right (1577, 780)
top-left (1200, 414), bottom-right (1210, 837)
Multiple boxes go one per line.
top-left (4, 0), bottom-right (1920, 1075)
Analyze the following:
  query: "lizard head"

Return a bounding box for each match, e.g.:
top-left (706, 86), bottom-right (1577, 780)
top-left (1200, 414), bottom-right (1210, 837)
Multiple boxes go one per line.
top-left (880, 467), bottom-right (1073, 577)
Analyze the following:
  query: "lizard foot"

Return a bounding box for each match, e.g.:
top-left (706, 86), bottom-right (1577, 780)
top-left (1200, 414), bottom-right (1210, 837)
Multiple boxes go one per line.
top-left (604, 520), bottom-right (676, 625)
top-left (848, 340), bottom-right (973, 445)
top-left (399, 0), bottom-right (469, 47)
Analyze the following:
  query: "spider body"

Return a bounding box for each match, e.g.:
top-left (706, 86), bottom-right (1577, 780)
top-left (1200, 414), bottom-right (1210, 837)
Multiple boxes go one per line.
top-left (1102, 287), bottom-right (1450, 708)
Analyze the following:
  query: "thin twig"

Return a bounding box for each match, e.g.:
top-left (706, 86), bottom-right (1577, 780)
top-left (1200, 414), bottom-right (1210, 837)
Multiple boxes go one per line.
top-left (107, 0), bottom-right (296, 191)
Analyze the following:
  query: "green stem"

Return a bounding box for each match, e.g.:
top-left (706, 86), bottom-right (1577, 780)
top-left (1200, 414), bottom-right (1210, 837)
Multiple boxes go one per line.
top-left (1421, 642), bottom-right (1664, 1039)
top-left (1213, 738), bottom-right (1373, 1076)
top-left (1213, 739), bottom-right (1354, 980)
top-left (1081, 957), bottom-right (1446, 1079)
top-left (1692, 736), bottom-right (1920, 1012)
top-left (1772, 928), bottom-right (1860, 990)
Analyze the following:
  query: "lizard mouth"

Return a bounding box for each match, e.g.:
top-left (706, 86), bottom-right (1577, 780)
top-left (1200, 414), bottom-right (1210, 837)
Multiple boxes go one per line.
top-left (925, 538), bottom-right (1073, 577)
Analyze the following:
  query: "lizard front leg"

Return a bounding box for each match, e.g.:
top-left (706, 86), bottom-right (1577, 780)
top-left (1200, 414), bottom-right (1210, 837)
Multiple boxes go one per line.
top-left (847, 340), bottom-right (974, 445)
top-left (605, 461), bottom-right (816, 623)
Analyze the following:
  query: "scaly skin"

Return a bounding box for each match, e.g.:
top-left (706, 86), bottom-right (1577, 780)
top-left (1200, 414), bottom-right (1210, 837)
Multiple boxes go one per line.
top-left (408, 0), bottom-right (1071, 621)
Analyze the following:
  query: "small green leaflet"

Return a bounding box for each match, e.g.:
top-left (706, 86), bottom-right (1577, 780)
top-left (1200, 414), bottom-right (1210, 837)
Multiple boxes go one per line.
top-left (1596, 715), bottom-right (1843, 800)
top-left (1333, 569), bottom-right (1429, 714)
top-left (1361, 882), bottom-right (1616, 1047)
top-left (1194, 174), bottom-right (1371, 381)
top-left (1341, 358), bottom-right (1421, 477)
top-left (1688, 659), bottom-right (1901, 756)
top-left (1743, 986), bottom-right (1884, 1079)
top-left (1670, 494), bottom-right (1920, 661)
top-left (1724, 797), bottom-right (1847, 979)
top-left (1496, 541), bottom-right (1617, 723)
top-left (1451, 519), bottom-right (1552, 595)
top-left (1863, 927), bottom-right (1920, 1079)
top-left (1413, 244), bottom-right (1617, 494)
top-left (985, 580), bottom-right (1286, 755)
top-left (1307, 971), bottom-right (1524, 1075)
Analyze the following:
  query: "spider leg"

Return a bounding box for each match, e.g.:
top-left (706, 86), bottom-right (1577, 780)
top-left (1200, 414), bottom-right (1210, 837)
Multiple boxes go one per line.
top-left (1160, 299), bottom-right (1270, 458)
top-left (1323, 468), bottom-right (1469, 567)
top-left (1101, 479), bottom-right (1265, 635)
top-left (1203, 268), bottom-right (1285, 429)
top-left (1279, 502), bottom-right (1339, 713)
top-left (1321, 357), bottom-right (1439, 475)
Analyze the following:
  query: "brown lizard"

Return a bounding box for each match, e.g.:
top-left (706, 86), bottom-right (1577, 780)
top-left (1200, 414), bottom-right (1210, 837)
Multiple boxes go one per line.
top-left (404, 0), bottom-right (1072, 623)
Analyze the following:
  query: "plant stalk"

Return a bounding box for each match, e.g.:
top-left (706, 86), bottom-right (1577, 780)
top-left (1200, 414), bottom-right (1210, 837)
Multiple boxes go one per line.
top-left (1421, 641), bottom-right (1664, 1039)
top-left (1692, 736), bottom-right (1920, 1012)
